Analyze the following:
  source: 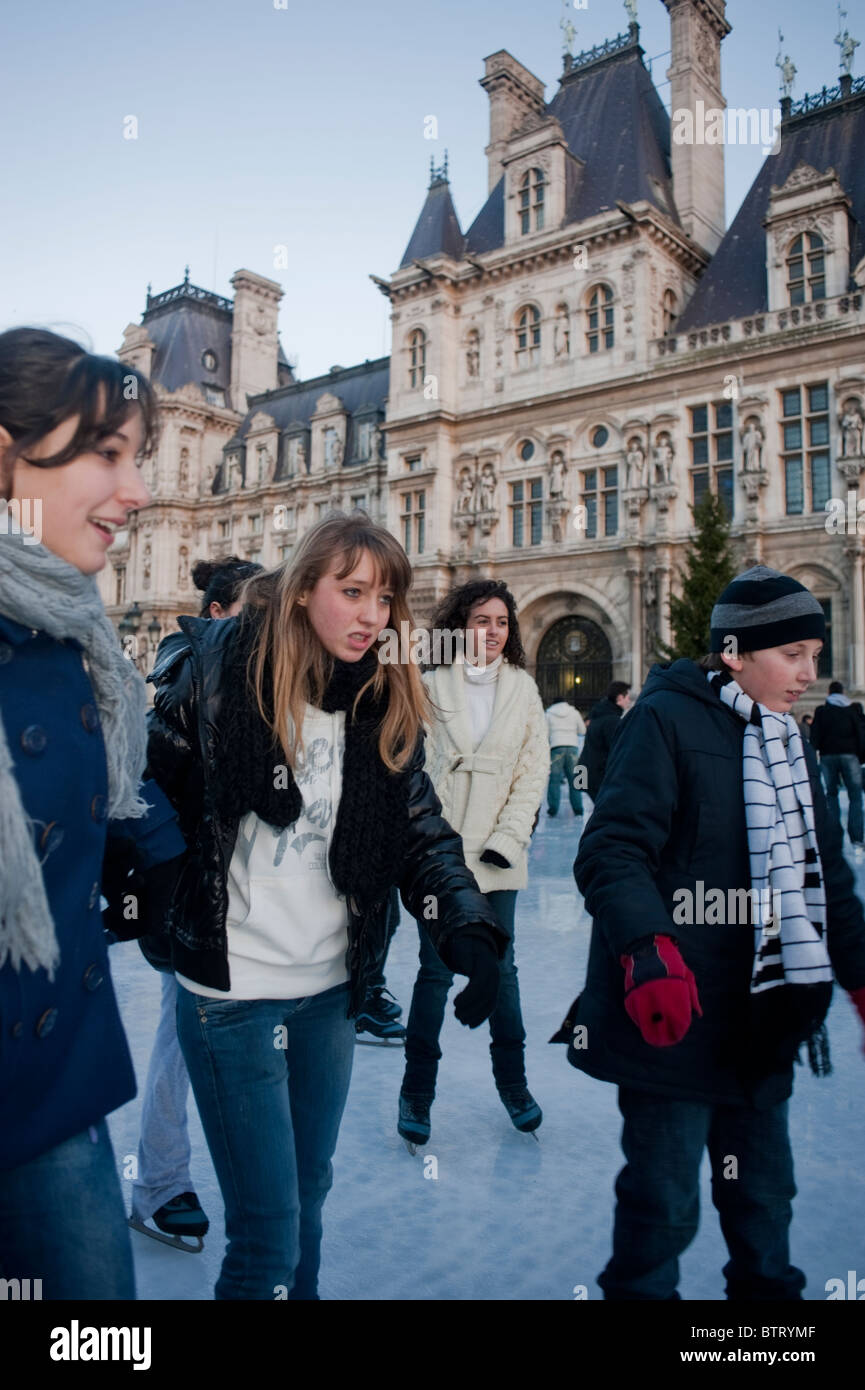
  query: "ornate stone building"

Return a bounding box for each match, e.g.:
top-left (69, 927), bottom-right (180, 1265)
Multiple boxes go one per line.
top-left (103, 0), bottom-right (865, 713)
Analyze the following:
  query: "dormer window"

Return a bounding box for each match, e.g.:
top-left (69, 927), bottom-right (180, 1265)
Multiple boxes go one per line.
top-left (787, 232), bottom-right (826, 304)
top-left (519, 168), bottom-right (545, 235)
top-left (586, 285), bottom-right (614, 354)
top-left (408, 328), bottom-right (426, 389)
top-left (515, 305), bottom-right (541, 365)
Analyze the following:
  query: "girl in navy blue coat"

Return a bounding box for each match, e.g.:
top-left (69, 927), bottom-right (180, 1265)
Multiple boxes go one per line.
top-left (570, 567), bottom-right (865, 1300)
top-left (0, 327), bottom-right (185, 1299)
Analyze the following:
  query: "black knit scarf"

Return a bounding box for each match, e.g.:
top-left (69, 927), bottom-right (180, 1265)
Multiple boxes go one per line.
top-left (214, 615), bottom-right (411, 909)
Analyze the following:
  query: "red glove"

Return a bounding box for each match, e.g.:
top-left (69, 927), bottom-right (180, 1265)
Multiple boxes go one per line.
top-left (620, 934), bottom-right (702, 1047)
top-left (849, 985), bottom-right (865, 1056)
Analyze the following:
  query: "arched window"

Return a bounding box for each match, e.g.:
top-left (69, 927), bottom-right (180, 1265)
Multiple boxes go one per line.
top-left (787, 232), bottom-right (825, 305)
top-left (408, 328), bottom-right (426, 388)
top-left (519, 168), bottom-right (545, 235)
top-left (586, 284), bottom-right (614, 353)
top-left (465, 329), bottom-right (480, 378)
top-left (662, 288), bottom-right (678, 336)
top-left (515, 305), bottom-right (541, 365)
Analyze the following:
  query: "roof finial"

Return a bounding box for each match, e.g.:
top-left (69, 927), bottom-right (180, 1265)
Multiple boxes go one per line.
top-left (183, 264), bottom-right (190, 285)
top-left (560, 1), bottom-right (576, 58)
top-left (443, 148), bottom-right (448, 179)
top-left (835, 4), bottom-right (860, 76)
top-left (776, 29), bottom-right (797, 100)
top-left (624, 0), bottom-right (638, 26)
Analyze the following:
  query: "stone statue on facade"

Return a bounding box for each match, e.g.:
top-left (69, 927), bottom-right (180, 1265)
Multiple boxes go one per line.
top-left (548, 451), bottom-right (566, 497)
top-left (652, 434), bottom-right (674, 485)
top-left (479, 463), bottom-right (496, 513)
top-left (841, 401), bottom-right (865, 457)
top-left (776, 30), bottom-right (797, 98)
top-left (625, 438), bottom-right (647, 491)
top-left (553, 307), bottom-right (570, 359)
top-left (178, 447), bottom-right (189, 492)
top-left (457, 468), bottom-right (475, 513)
top-left (624, 0), bottom-right (638, 25)
top-left (835, 6), bottom-right (860, 75)
top-left (466, 337), bottom-right (480, 378)
top-left (741, 418), bottom-right (764, 471)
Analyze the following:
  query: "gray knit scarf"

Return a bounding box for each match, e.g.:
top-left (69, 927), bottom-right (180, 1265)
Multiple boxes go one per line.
top-left (0, 520), bottom-right (148, 978)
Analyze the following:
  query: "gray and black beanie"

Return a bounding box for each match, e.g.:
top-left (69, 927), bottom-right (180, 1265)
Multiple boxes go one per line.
top-left (710, 565), bottom-right (825, 654)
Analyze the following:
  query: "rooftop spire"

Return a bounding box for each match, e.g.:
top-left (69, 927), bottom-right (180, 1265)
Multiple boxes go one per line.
top-left (429, 150), bottom-right (449, 185)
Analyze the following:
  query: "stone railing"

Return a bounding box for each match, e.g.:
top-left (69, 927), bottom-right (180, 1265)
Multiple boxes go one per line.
top-left (650, 291), bottom-right (864, 362)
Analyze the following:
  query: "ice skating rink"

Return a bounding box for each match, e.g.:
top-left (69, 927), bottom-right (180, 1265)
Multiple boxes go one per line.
top-left (109, 809), bottom-right (865, 1301)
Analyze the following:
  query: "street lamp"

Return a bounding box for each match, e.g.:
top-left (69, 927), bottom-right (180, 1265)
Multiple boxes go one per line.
top-left (119, 602), bottom-right (162, 671)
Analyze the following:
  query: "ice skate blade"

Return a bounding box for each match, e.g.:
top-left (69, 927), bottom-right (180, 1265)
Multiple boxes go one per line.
top-left (128, 1216), bottom-right (204, 1254)
top-left (401, 1137), bottom-right (420, 1155)
top-left (355, 1035), bottom-right (405, 1047)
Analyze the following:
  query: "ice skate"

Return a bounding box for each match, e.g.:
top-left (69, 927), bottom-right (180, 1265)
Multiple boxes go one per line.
top-left (398, 1093), bottom-right (432, 1154)
top-left (355, 990), bottom-right (406, 1046)
top-left (128, 1191), bottom-right (209, 1254)
top-left (498, 1084), bottom-right (542, 1136)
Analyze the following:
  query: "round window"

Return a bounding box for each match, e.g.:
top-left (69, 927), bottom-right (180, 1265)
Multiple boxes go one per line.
top-left (202, 349), bottom-right (218, 372)
top-left (591, 426), bottom-right (609, 448)
top-left (519, 439), bottom-right (535, 461)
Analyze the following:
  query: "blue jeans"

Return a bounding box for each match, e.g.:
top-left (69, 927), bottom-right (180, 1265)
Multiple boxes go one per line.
top-left (176, 980), bottom-right (354, 1300)
top-left (0, 1119), bottom-right (135, 1300)
top-left (821, 752), bottom-right (864, 844)
top-left (402, 890), bottom-right (525, 1095)
top-left (132, 972), bottom-right (193, 1222)
top-left (548, 746), bottom-right (584, 814)
top-left (600, 1088), bottom-right (805, 1301)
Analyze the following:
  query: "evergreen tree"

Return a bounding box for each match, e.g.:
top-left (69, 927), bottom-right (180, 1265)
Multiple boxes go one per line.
top-left (659, 491), bottom-right (737, 662)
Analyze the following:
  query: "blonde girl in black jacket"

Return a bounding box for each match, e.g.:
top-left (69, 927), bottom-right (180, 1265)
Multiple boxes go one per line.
top-left (147, 513), bottom-right (505, 1300)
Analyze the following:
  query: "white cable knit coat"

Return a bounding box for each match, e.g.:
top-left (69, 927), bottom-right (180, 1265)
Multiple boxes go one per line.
top-left (422, 661), bottom-right (549, 893)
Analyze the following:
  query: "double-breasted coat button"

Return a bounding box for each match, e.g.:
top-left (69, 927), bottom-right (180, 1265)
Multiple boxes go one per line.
top-left (10, 1020), bottom-right (23, 1039)
top-left (88, 881), bottom-right (100, 911)
top-left (82, 963), bottom-right (104, 992)
top-left (80, 703), bottom-right (99, 733)
top-left (40, 822), bottom-right (64, 855)
top-left (35, 1007), bottom-right (58, 1038)
top-left (20, 724), bottom-right (47, 755)
top-left (0, 641), bottom-right (13, 665)
top-left (90, 794), bottom-right (108, 822)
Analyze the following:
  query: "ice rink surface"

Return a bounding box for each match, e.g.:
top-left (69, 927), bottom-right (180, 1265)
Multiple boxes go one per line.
top-left (109, 807), bottom-right (865, 1301)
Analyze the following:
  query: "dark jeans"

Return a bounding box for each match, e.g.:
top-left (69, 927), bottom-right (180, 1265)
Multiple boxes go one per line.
top-left (367, 886), bottom-right (401, 993)
top-left (548, 745), bottom-right (584, 814)
top-left (176, 980), bottom-right (354, 1300)
top-left (402, 890), bottom-right (525, 1095)
top-left (0, 1119), bottom-right (135, 1300)
top-left (821, 752), bottom-right (864, 845)
top-left (600, 1088), bottom-right (805, 1301)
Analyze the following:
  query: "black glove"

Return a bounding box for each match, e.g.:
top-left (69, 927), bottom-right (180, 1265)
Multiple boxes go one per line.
top-left (439, 930), bottom-right (500, 1028)
top-left (102, 853), bottom-right (186, 942)
top-left (479, 848), bottom-right (511, 869)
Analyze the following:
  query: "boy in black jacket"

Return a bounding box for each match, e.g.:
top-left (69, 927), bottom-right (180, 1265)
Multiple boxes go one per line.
top-left (570, 566), bottom-right (865, 1300)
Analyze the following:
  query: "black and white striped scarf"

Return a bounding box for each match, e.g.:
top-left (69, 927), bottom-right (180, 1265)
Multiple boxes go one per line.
top-left (710, 673), bottom-right (833, 995)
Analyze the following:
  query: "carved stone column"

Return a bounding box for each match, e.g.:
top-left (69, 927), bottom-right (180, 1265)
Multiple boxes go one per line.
top-left (656, 561), bottom-right (672, 649)
top-left (846, 539), bottom-right (865, 690)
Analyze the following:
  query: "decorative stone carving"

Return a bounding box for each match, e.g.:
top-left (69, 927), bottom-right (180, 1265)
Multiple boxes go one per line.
top-left (741, 416), bottom-right (764, 471)
top-left (553, 306), bottom-right (570, 359)
top-left (478, 462), bottom-right (496, 514)
top-left (651, 433), bottom-right (675, 486)
top-left (840, 399), bottom-right (864, 458)
top-left (548, 450), bottom-right (566, 497)
top-left (625, 437), bottom-right (647, 491)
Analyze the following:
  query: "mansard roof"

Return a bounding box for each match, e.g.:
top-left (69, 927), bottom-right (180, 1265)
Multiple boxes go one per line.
top-left (678, 85), bottom-right (865, 332)
top-left (142, 275), bottom-right (234, 396)
top-left (400, 169), bottom-right (465, 268)
top-left (465, 30), bottom-right (678, 255)
top-left (240, 357), bottom-right (390, 437)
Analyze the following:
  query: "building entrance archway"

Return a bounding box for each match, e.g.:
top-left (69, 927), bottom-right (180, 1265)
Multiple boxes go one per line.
top-left (534, 615), bottom-right (613, 713)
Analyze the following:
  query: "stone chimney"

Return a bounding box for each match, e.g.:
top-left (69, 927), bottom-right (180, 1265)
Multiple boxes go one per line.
top-left (480, 51), bottom-right (546, 194)
top-left (229, 269), bottom-right (284, 412)
top-left (663, 0), bottom-right (731, 255)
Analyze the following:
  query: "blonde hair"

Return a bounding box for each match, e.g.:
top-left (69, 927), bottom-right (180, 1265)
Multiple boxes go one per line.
top-left (239, 512), bottom-right (429, 773)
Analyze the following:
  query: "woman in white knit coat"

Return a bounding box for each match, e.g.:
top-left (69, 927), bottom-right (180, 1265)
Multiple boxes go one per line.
top-left (398, 580), bottom-right (549, 1148)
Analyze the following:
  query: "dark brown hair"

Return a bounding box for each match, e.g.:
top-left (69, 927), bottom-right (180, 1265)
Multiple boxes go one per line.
top-left (429, 579), bottom-right (526, 668)
top-left (0, 327), bottom-right (158, 490)
top-left (193, 555), bottom-right (264, 617)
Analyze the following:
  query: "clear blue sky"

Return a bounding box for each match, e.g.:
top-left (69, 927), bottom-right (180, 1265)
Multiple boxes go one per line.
top-left (0, 0), bottom-right (859, 379)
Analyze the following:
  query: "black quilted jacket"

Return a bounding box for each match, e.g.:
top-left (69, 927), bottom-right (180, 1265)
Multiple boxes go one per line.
top-left (145, 616), bottom-right (505, 1013)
